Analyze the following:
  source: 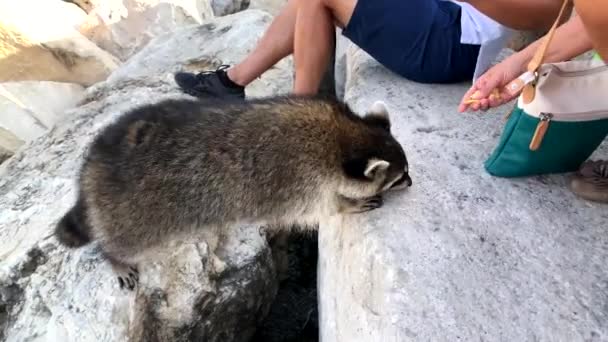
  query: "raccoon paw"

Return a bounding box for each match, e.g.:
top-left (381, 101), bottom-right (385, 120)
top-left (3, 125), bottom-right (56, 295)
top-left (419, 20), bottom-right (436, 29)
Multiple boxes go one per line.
top-left (359, 195), bottom-right (383, 212)
top-left (117, 266), bottom-right (139, 291)
top-left (338, 195), bottom-right (384, 214)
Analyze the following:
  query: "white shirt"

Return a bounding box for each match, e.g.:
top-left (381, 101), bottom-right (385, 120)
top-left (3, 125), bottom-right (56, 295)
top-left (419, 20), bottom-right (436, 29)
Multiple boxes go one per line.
top-left (448, 1), bottom-right (515, 81)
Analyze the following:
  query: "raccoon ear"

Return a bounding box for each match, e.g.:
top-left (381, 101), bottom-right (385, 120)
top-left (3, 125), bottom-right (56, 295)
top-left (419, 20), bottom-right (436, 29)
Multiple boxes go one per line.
top-left (365, 101), bottom-right (391, 131)
top-left (364, 158), bottom-right (390, 179)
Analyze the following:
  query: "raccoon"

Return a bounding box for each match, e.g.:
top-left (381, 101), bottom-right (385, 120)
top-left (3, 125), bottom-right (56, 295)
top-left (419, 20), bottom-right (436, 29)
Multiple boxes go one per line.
top-left (54, 95), bottom-right (412, 290)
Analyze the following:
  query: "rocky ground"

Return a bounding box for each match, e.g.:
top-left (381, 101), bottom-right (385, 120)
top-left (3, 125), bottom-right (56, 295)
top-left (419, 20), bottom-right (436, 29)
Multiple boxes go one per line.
top-left (320, 42), bottom-right (608, 341)
top-left (1, 1), bottom-right (607, 342)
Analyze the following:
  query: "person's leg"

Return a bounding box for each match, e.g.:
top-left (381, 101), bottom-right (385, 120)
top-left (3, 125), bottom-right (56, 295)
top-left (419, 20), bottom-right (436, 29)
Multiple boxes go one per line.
top-left (175, 0), bottom-right (359, 98)
top-left (292, 0), bottom-right (356, 95)
top-left (174, 0), bottom-right (300, 99)
top-left (227, 0), bottom-right (300, 86)
top-left (232, 0), bottom-right (356, 93)
top-left (176, 0), bottom-right (474, 99)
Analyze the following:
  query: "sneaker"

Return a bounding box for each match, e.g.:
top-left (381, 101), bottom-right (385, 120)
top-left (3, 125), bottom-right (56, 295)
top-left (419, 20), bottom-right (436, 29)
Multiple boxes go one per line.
top-left (174, 65), bottom-right (245, 100)
top-left (570, 159), bottom-right (608, 203)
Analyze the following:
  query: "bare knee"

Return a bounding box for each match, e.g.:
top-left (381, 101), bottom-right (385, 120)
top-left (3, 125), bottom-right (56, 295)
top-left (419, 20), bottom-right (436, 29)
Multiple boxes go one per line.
top-left (321, 0), bottom-right (357, 27)
top-left (297, 0), bottom-right (346, 28)
top-left (297, 0), bottom-right (324, 9)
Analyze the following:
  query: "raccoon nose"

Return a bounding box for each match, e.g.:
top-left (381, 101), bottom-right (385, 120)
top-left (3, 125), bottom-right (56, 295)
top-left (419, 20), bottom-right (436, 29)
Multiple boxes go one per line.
top-left (404, 173), bottom-right (412, 187)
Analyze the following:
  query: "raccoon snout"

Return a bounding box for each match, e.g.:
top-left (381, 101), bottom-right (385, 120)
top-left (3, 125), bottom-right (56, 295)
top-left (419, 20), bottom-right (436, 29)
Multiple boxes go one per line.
top-left (389, 173), bottom-right (412, 190)
top-left (403, 173), bottom-right (412, 187)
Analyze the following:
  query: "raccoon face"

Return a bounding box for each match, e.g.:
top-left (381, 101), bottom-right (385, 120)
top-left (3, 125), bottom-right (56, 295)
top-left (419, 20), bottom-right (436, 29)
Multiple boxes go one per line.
top-left (343, 101), bottom-right (412, 193)
top-left (363, 158), bottom-right (409, 193)
top-left (363, 155), bottom-right (410, 193)
top-left (364, 101), bottom-right (411, 192)
top-left (387, 168), bottom-right (412, 191)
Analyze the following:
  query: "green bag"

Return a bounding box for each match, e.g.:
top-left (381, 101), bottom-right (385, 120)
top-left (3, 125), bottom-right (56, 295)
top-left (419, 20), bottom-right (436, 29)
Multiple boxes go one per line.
top-left (484, 0), bottom-right (608, 177)
top-left (485, 104), bottom-right (608, 177)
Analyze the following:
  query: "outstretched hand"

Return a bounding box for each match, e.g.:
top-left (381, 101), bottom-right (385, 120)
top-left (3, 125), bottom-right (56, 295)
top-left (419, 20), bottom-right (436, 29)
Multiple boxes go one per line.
top-left (458, 55), bottom-right (527, 113)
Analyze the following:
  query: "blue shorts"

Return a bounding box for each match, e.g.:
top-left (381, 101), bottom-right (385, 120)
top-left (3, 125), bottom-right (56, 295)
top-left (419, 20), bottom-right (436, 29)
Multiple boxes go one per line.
top-left (343, 0), bottom-right (480, 84)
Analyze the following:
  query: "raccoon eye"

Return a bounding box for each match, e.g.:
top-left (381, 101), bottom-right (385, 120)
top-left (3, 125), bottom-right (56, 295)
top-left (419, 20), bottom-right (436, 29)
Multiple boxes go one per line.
top-left (390, 169), bottom-right (411, 189)
top-left (391, 174), bottom-right (405, 187)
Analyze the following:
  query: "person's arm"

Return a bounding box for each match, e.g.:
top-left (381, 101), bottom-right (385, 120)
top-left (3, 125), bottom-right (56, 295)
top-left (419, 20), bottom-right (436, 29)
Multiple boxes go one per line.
top-left (575, 0), bottom-right (608, 61)
top-left (516, 14), bottom-right (593, 65)
top-left (458, 15), bottom-right (593, 112)
top-left (459, 0), bottom-right (564, 30)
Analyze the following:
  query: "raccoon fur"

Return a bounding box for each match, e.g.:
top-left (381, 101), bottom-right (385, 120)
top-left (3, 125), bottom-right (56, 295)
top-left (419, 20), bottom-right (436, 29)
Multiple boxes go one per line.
top-left (54, 95), bottom-right (411, 290)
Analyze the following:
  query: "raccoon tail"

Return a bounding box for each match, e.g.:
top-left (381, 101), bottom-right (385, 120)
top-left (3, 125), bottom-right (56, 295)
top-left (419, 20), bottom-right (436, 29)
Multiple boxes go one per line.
top-left (55, 199), bottom-right (92, 248)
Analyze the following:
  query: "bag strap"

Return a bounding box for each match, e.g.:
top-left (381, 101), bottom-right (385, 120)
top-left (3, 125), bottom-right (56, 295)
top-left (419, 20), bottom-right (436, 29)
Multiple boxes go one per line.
top-left (521, 0), bottom-right (572, 103)
top-left (527, 0), bottom-right (573, 72)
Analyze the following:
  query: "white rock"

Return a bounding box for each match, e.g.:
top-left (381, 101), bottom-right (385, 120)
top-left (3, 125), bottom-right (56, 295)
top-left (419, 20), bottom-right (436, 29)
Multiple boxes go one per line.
top-left (248, 0), bottom-right (287, 16)
top-left (0, 127), bottom-right (23, 153)
top-left (77, 0), bottom-right (215, 61)
top-left (211, 0), bottom-right (250, 16)
top-left (0, 82), bottom-right (85, 147)
top-left (211, 0), bottom-right (286, 17)
top-left (0, 10), bottom-right (294, 341)
top-left (318, 45), bottom-right (608, 341)
top-left (333, 28), bottom-right (349, 100)
top-left (0, 128), bottom-right (21, 164)
top-left (0, 0), bottom-right (120, 86)
top-left (55, 1), bottom-right (90, 29)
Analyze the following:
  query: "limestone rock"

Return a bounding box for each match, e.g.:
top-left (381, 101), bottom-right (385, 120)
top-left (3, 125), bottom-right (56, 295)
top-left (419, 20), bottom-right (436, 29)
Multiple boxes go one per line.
top-left (0, 140), bottom-right (13, 164)
top-left (108, 9), bottom-right (293, 98)
top-left (0, 128), bottom-right (22, 164)
top-left (0, 10), bottom-right (294, 342)
top-left (65, 0), bottom-right (95, 13)
top-left (211, 0), bottom-right (286, 17)
top-left (211, 0), bottom-right (250, 17)
top-left (76, 0), bottom-right (215, 61)
top-left (0, 81), bottom-right (85, 151)
top-left (333, 28), bottom-right (349, 100)
top-left (0, 0), bottom-right (120, 86)
top-left (248, 0), bottom-right (287, 16)
top-left (318, 45), bottom-right (608, 341)
top-left (507, 4), bottom-right (573, 52)
top-left (0, 147), bottom-right (11, 164)
top-left (506, 30), bottom-right (546, 52)
top-left (55, 0), bottom-right (91, 29)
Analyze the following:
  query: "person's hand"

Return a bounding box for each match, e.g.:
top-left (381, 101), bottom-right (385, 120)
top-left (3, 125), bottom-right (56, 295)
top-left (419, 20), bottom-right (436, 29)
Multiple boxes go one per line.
top-left (458, 54), bottom-right (527, 113)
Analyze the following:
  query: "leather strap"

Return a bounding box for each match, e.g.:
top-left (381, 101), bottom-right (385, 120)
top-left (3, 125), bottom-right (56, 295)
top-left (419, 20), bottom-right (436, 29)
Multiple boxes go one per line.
top-left (521, 0), bottom-right (573, 103)
top-left (527, 0), bottom-right (573, 73)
